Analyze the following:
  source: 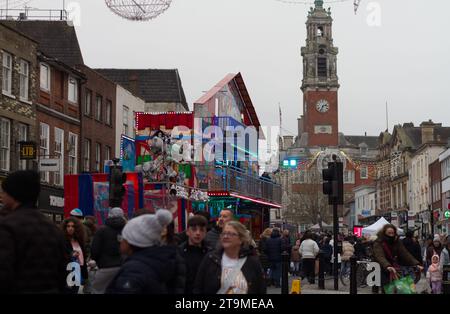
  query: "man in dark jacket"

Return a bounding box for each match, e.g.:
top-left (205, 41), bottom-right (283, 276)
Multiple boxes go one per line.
top-left (205, 209), bottom-right (233, 249)
top-left (0, 170), bottom-right (68, 293)
top-left (90, 207), bottom-right (127, 294)
top-left (264, 228), bottom-right (283, 287)
top-left (402, 231), bottom-right (422, 264)
top-left (179, 215), bottom-right (211, 294)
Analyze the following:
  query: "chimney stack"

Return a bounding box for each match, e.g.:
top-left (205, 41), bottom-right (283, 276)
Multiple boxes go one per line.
top-left (129, 74), bottom-right (139, 96)
top-left (420, 120), bottom-right (437, 144)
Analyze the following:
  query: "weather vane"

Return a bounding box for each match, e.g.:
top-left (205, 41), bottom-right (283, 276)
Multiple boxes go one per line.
top-left (105, 0), bottom-right (172, 21)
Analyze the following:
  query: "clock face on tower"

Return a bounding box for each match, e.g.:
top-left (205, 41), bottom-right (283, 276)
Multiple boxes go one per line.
top-left (316, 99), bottom-right (329, 113)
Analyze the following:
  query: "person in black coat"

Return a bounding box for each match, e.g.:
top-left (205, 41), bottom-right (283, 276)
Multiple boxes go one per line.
top-left (179, 215), bottom-right (211, 294)
top-left (90, 207), bottom-right (127, 294)
top-left (264, 228), bottom-right (283, 287)
top-left (402, 231), bottom-right (422, 264)
top-left (194, 221), bottom-right (266, 294)
top-left (0, 170), bottom-right (68, 293)
top-left (106, 209), bottom-right (177, 294)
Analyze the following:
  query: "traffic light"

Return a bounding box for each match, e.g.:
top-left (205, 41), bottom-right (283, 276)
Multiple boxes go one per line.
top-left (109, 164), bottom-right (127, 207)
top-left (322, 159), bottom-right (343, 205)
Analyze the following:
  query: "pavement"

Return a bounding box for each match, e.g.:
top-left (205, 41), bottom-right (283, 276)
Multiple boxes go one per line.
top-left (267, 274), bottom-right (430, 294)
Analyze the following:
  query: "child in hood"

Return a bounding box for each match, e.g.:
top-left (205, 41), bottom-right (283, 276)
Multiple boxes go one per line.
top-left (426, 254), bottom-right (443, 294)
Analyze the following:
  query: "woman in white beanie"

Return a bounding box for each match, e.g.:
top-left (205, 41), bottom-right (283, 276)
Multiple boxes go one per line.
top-left (105, 209), bottom-right (177, 294)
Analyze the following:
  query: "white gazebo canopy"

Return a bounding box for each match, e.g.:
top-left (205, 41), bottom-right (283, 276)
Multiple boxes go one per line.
top-left (362, 217), bottom-right (404, 236)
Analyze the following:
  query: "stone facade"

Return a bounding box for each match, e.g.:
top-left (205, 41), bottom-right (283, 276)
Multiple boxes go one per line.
top-left (0, 23), bottom-right (38, 176)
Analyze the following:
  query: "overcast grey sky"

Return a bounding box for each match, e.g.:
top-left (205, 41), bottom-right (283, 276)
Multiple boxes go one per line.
top-left (16, 0), bottom-right (450, 138)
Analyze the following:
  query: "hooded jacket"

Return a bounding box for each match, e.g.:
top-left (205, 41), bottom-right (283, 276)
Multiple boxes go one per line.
top-left (91, 217), bottom-right (126, 269)
top-left (426, 255), bottom-right (443, 283)
top-left (0, 205), bottom-right (68, 293)
top-left (105, 245), bottom-right (178, 294)
top-left (193, 247), bottom-right (266, 294)
top-left (372, 233), bottom-right (419, 271)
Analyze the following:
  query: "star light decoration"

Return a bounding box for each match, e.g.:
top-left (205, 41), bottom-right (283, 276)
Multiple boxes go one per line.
top-left (105, 0), bottom-right (172, 21)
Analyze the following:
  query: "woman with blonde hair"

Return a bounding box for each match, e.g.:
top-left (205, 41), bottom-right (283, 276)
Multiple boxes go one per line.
top-left (194, 221), bottom-right (266, 294)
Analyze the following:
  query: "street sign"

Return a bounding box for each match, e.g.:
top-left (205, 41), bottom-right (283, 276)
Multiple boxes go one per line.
top-left (19, 141), bottom-right (36, 160)
top-left (39, 159), bottom-right (60, 172)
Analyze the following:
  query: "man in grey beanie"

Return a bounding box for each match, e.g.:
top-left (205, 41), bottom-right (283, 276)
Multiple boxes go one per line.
top-left (106, 209), bottom-right (181, 293)
top-left (90, 207), bottom-right (127, 294)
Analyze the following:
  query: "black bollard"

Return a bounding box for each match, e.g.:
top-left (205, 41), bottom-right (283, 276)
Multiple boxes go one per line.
top-left (443, 264), bottom-right (450, 295)
top-left (318, 252), bottom-right (325, 289)
top-left (350, 255), bottom-right (358, 295)
top-left (281, 251), bottom-right (289, 294)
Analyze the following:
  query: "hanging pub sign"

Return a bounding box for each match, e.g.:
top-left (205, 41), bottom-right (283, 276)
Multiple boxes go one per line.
top-left (19, 141), bottom-right (37, 160)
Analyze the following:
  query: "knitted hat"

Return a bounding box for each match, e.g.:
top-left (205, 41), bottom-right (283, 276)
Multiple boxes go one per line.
top-left (1, 170), bottom-right (40, 205)
top-left (70, 208), bottom-right (84, 217)
top-left (109, 207), bottom-right (125, 219)
top-left (433, 235), bottom-right (440, 242)
top-left (121, 209), bottom-right (172, 248)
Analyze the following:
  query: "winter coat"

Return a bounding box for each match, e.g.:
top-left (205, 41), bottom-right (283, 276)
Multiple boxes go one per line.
top-left (291, 245), bottom-right (301, 262)
top-left (402, 237), bottom-right (422, 264)
top-left (205, 226), bottom-right (221, 250)
top-left (299, 239), bottom-right (319, 259)
top-left (281, 236), bottom-right (292, 254)
top-left (90, 217), bottom-right (126, 269)
top-left (257, 237), bottom-right (271, 270)
top-left (320, 243), bottom-right (333, 261)
top-left (440, 247), bottom-right (450, 273)
top-left (372, 234), bottom-right (420, 271)
top-left (264, 231), bottom-right (283, 263)
top-left (426, 255), bottom-right (443, 283)
top-left (0, 205), bottom-right (68, 293)
top-left (105, 245), bottom-right (178, 294)
top-left (179, 241), bottom-right (211, 294)
top-left (165, 243), bottom-right (186, 294)
top-left (193, 247), bottom-right (266, 294)
top-left (341, 241), bottom-right (355, 262)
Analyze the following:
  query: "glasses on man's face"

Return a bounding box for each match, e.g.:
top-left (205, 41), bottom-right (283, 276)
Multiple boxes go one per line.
top-left (220, 232), bottom-right (239, 238)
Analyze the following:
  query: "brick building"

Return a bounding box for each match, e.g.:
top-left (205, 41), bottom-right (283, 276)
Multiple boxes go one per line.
top-left (3, 20), bottom-right (85, 221)
top-left (275, 2), bottom-right (378, 231)
top-left (0, 22), bottom-right (38, 183)
top-left (76, 65), bottom-right (116, 173)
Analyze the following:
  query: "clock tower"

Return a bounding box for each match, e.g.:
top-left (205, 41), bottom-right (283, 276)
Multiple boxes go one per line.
top-left (301, 0), bottom-right (339, 147)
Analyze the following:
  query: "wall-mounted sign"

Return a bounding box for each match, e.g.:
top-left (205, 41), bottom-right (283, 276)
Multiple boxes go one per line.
top-left (39, 159), bottom-right (60, 172)
top-left (19, 141), bottom-right (37, 160)
top-left (314, 125), bottom-right (332, 134)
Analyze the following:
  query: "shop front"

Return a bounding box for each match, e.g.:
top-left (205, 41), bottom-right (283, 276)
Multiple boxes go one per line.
top-left (38, 185), bottom-right (64, 224)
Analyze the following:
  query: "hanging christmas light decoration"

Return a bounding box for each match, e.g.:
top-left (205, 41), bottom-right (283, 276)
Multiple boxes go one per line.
top-left (105, 0), bottom-right (172, 21)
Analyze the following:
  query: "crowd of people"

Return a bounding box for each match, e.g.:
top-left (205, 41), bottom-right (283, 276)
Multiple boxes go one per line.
top-left (0, 170), bottom-right (449, 294)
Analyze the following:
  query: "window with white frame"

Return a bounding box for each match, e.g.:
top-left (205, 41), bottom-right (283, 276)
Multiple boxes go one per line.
top-left (54, 128), bottom-right (64, 186)
top-left (17, 123), bottom-right (28, 170)
top-left (39, 123), bottom-right (50, 182)
top-left (123, 106), bottom-right (129, 136)
top-left (95, 95), bottom-right (102, 121)
top-left (95, 142), bottom-right (101, 172)
top-left (105, 145), bottom-right (111, 162)
top-left (19, 59), bottom-right (29, 100)
top-left (2, 52), bottom-right (12, 95)
top-left (68, 76), bottom-right (78, 104)
top-left (442, 158), bottom-right (450, 179)
top-left (85, 89), bottom-right (92, 116)
top-left (68, 133), bottom-right (77, 174)
top-left (344, 170), bottom-right (355, 184)
top-left (0, 118), bottom-right (10, 171)
top-left (105, 100), bottom-right (112, 125)
top-left (84, 139), bottom-right (90, 172)
top-left (40, 63), bottom-right (50, 91)
top-left (360, 166), bottom-right (368, 179)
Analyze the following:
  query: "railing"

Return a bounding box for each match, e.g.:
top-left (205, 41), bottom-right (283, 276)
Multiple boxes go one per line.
top-left (0, 9), bottom-right (68, 21)
top-left (197, 164), bottom-right (282, 205)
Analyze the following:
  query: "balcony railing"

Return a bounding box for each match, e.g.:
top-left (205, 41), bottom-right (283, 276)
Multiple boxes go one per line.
top-left (197, 164), bottom-right (282, 205)
top-left (0, 9), bottom-right (68, 21)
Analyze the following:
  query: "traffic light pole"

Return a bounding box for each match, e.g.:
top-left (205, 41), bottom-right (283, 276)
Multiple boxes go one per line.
top-left (333, 202), bottom-right (339, 291)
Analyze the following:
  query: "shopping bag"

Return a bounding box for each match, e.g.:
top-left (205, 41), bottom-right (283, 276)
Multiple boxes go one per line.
top-left (384, 275), bottom-right (417, 294)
